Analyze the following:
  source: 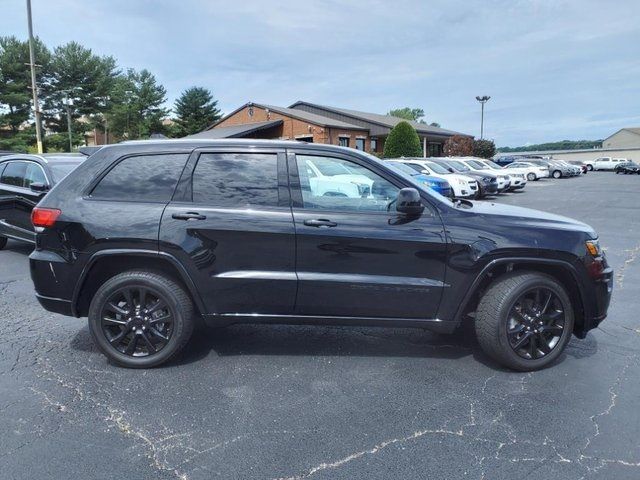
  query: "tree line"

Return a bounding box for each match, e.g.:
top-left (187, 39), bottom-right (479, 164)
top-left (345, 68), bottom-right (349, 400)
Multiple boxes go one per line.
top-left (0, 36), bottom-right (221, 152)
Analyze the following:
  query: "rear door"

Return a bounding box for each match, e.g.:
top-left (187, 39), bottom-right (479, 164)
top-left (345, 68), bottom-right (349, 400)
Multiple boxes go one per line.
top-left (0, 160), bottom-right (35, 240)
top-left (160, 147), bottom-right (296, 316)
top-left (288, 149), bottom-right (447, 320)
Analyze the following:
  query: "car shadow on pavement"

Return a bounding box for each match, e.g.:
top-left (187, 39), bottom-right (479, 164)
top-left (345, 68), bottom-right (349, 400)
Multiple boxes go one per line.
top-left (3, 240), bottom-right (34, 255)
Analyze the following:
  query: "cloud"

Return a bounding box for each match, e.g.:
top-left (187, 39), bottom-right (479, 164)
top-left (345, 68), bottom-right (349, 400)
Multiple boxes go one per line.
top-left (4, 0), bottom-right (639, 145)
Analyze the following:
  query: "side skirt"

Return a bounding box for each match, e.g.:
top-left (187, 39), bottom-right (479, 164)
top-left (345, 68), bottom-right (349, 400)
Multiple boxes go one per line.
top-left (203, 313), bottom-right (458, 334)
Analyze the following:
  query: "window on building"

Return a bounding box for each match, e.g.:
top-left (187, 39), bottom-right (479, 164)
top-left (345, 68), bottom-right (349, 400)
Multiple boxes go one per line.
top-left (295, 155), bottom-right (398, 212)
top-left (192, 153), bottom-right (279, 207)
top-left (338, 136), bottom-right (350, 147)
top-left (0, 162), bottom-right (28, 187)
top-left (355, 138), bottom-right (365, 151)
top-left (370, 138), bottom-right (378, 152)
top-left (91, 154), bottom-right (188, 202)
top-left (428, 143), bottom-right (442, 157)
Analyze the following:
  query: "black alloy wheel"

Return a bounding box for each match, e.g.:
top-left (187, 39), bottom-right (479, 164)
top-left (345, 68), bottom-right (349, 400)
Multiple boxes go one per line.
top-left (100, 286), bottom-right (173, 357)
top-left (88, 271), bottom-right (194, 368)
top-left (506, 287), bottom-right (566, 360)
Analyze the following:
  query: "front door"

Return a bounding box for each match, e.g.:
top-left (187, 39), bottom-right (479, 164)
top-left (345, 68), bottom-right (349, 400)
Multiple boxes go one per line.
top-left (160, 148), bottom-right (297, 316)
top-left (0, 160), bottom-right (45, 240)
top-left (288, 150), bottom-right (448, 320)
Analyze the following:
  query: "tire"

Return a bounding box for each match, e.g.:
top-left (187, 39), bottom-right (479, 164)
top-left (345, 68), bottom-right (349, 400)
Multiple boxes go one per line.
top-left (552, 170), bottom-right (562, 179)
top-left (475, 271), bottom-right (574, 371)
top-left (526, 172), bottom-right (536, 181)
top-left (0, 236), bottom-right (6, 250)
top-left (586, 164), bottom-right (593, 171)
top-left (88, 270), bottom-right (194, 368)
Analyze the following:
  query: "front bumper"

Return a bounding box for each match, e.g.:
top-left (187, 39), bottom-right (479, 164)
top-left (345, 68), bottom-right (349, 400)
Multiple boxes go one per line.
top-left (575, 256), bottom-right (614, 338)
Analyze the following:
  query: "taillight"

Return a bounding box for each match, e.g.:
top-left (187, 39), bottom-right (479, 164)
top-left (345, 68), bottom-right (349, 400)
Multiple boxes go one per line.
top-left (31, 207), bottom-right (61, 228)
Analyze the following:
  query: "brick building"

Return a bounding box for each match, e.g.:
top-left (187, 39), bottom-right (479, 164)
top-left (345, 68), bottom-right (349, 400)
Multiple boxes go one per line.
top-left (189, 101), bottom-right (472, 157)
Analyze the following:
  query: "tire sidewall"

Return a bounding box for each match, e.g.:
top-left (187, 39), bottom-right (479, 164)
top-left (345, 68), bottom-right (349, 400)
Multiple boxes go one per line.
top-left (491, 275), bottom-right (574, 371)
top-left (553, 170), bottom-right (561, 179)
top-left (0, 236), bottom-right (7, 250)
top-left (88, 274), bottom-right (189, 368)
top-left (527, 172), bottom-right (536, 181)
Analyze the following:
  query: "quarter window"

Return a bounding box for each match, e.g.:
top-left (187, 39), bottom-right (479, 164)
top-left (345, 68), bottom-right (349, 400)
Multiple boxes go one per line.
top-left (91, 154), bottom-right (188, 202)
top-left (192, 153), bottom-right (279, 207)
top-left (0, 162), bottom-right (28, 187)
top-left (295, 155), bottom-right (399, 212)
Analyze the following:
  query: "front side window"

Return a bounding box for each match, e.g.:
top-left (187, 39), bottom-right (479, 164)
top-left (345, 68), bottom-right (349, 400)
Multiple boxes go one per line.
top-left (24, 163), bottom-right (47, 187)
top-left (0, 161), bottom-right (28, 187)
top-left (91, 154), bottom-right (188, 202)
top-left (192, 152), bottom-right (279, 207)
top-left (296, 155), bottom-right (398, 212)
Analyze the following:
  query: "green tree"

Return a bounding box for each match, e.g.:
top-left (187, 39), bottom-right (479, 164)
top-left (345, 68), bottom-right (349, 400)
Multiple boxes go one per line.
top-left (443, 135), bottom-right (474, 156)
top-left (388, 107), bottom-right (425, 123)
top-left (473, 139), bottom-right (496, 159)
top-left (383, 121), bottom-right (422, 158)
top-left (106, 68), bottom-right (169, 139)
top-left (0, 36), bottom-right (51, 141)
top-left (174, 87), bottom-right (221, 136)
top-left (42, 42), bottom-right (118, 141)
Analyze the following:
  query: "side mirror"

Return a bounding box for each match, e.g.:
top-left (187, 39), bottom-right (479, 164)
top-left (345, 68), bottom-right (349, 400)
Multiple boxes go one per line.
top-left (30, 182), bottom-right (49, 193)
top-left (396, 188), bottom-right (424, 215)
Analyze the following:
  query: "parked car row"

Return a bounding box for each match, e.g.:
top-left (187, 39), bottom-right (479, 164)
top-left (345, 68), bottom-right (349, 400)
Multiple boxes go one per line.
top-left (497, 154), bottom-right (639, 176)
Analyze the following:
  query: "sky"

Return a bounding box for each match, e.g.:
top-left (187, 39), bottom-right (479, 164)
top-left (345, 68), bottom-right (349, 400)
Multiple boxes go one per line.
top-left (4, 0), bottom-right (639, 146)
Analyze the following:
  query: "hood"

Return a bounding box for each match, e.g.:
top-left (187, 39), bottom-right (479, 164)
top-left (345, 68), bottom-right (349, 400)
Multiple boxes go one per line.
top-left (458, 201), bottom-right (597, 236)
top-left (462, 170), bottom-right (496, 180)
top-left (415, 174), bottom-right (448, 185)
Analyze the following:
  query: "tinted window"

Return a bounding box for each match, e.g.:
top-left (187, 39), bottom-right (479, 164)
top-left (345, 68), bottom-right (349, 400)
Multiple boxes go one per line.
top-left (296, 155), bottom-right (398, 212)
top-left (24, 163), bottom-right (47, 187)
top-left (192, 153), bottom-right (279, 207)
top-left (404, 163), bottom-right (426, 174)
top-left (0, 162), bottom-right (27, 187)
top-left (91, 154), bottom-right (187, 202)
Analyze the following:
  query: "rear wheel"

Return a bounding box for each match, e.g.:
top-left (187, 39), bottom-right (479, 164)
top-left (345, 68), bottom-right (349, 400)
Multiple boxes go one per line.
top-left (552, 170), bottom-right (562, 179)
top-left (586, 164), bottom-right (594, 171)
top-left (88, 270), bottom-right (194, 368)
top-left (0, 236), bottom-right (6, 250)
top-left (475, 272), bottom-right (574, 371)
top-left (526, 172), bottom-right (536, 181)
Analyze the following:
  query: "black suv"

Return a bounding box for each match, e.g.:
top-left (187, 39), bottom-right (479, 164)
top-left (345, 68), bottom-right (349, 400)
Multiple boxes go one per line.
top-left (30, 140), bottom-right (613, 371)
top-left (0, 154), bottom-right (84, 247)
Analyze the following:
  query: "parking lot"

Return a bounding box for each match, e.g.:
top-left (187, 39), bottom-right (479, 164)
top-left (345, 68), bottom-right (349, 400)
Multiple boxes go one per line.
top-left (0, 172), bottom-right (638, 480)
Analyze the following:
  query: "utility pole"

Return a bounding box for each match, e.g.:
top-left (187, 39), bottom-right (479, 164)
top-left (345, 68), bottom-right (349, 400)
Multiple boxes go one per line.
top-left (26, 0), bottom-right (43, 153)
top-left (475, 95), bottom-right (490, 140)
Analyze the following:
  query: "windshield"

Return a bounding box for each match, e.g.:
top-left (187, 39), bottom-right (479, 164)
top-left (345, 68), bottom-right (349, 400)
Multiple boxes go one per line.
top-left (446, 160), bottom-right (470, 172)
top-left (484, 160), bottom-right (502, 169)
top-left (424, 162), bottom-right (450, 174)
top-left (386, 162), bottom-right (418, 176)
top-left (468, 160), bottom-right (488, 169)
top-left (50, 163), bottom-right (80, 183)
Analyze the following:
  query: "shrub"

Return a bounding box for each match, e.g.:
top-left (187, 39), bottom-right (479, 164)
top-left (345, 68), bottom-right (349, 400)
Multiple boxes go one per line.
top-left (473, 139), bottom-right (496, 159)
top-left (383, 121), bottom-right (422, 158)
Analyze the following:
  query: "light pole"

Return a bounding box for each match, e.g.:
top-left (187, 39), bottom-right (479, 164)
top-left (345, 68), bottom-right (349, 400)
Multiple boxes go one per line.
top-left (64, 95), bottom-right (73, 151)
top-left (26, 0), bottom-right (43, 153)
top-left (475, 95), bottom-right (490, 139)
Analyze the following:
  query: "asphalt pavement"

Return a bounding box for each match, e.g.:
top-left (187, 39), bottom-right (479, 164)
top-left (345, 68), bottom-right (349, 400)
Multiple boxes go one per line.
top-left (0, 171), bottom-right (638, 480)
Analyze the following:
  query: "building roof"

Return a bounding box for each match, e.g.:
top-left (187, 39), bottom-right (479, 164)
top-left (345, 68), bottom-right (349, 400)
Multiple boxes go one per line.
top-left (604, 127), bottom-right (640, 141)
top-left (289, 101), bottom-right (471, 137)
top-left (209, 102), bottom-right (367, 131)
top-left (188, 119), bottom-right (284, 139)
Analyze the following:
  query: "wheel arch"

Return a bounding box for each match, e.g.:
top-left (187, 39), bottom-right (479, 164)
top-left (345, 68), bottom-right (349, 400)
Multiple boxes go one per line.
top-left (457, 257), bottom-right (587, 335)
top-left (72, 250), bottom-right (205, 318)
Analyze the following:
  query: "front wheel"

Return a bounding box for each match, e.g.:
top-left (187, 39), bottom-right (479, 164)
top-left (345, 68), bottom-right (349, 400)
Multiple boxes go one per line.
top-left (0, 236), bottom-right (6, 250)
top-left (88, 270), bottom-right (195, 368)
top-left (552, 170), bottom-right (562, 179)
top-left (475, 272), bottom-right (574, 371)
top-left (586, 164), bottom-right (594, 171)
top-left (526, 172), bottom-right (536, 181)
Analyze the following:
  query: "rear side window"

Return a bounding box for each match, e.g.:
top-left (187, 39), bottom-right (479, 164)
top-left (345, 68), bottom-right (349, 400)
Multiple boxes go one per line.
top-left (91, 154), bottom-right (188, 202)
top-left (192, 153), bottom-right (279, 207)
top-left (0, 162), bottom-right (27, 187)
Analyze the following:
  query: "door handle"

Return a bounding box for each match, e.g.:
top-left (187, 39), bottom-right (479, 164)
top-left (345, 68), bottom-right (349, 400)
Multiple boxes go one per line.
top-left (303, 218), bottom-right (337, 228)
top-left (172, 212), bottom-right (207, 221)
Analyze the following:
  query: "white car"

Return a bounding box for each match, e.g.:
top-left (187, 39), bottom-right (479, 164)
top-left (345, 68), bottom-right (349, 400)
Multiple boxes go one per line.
top-left (387, 159), bottom-right (478, 198)
top-left (585, 157), bottom-right (628, 171)
top-left (501, 161), bottom-right (550, 181)
top-left (304, 158), bottom-right (374, 198)
top-left (474, 159), bottom-right (530, 189)
top-left (456, 158), bottom-right (513, 191)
